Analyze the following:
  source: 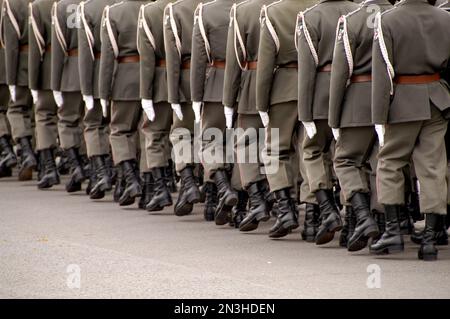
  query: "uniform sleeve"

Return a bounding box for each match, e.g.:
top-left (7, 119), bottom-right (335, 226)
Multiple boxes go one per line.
top-left (190, 7), bottom-right (208, 103)
top-left (371, 19), bottom-right (393, 125)
top-left (3, 0), bottom-right (20, 85)
top-left (78, 6), bottom-right (95, 96)
top-left (98, 8), bottom-right (117, 101)
top-left (139, 8), bottom-right (156, 100)
top-left (28, 3), bottom-right (43, 90)
top-left (255, 12), bottom-right (277, 112)
top-left (50, 3), bottom-right (66, 91)
top-left (297, 15), bottom-right (319, 122)
top-left (163, 5), bottom-right (182, 104)
top-left (328, 19), bottom-right (355, 128)
top-left (223, 8), bottom-right (243, 109)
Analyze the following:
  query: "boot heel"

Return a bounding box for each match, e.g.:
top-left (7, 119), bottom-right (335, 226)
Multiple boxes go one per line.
top-left (256, 211), bottom-right (270, 222)
top-left (363, 225), bottom-right (380, 238)
top-left (187, 190), bottom-right (201, 204)
top-left (283, 219), bottom-right (299, 231)
top-left (329, 220), bottom-right (343, 233)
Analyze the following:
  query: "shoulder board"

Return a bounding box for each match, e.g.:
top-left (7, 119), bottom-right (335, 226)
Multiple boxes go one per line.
top-left (259, 0), bottom-right (282, 22)
top-left (172, 0), bottom-right (188, 8)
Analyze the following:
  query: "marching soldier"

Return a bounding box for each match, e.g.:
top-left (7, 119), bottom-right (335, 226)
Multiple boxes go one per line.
top-left (370, 0), bottom-right (450, 261)
top-left (329, 0), bottom-right (394, 252)
top-left (99, 0), bottom-right (147, 206)
top-left (2, 0), bottom-right (37, 181)
top-left (138, 0), bottom-right (175, 212)
top-left (296, 0), bottom-right (358, 245)
top-left (256, 0), bottom-right (316, 239)
top-left (191, 0), bottom-right (240, 226)
top-left (51, 0), bottom-right (87, 192)
top-left (163, 0), bottom-right (202, 216)
top-left (29, 0), bottom-right (60, 189)
top-left (78, 0), bottom-right (115, 199)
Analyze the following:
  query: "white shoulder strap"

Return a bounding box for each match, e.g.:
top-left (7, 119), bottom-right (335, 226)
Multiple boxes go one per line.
top-left (0, 1), bottom-right (4, 47)
top-left (375, 12), bottom-right (394, 95)
top-left (230, 3), bottom-right (247, 71)
top-left (260, 4), bottom-right (280, 53)
top-left (336, 15), bottom-right (353, 81)
top-left (4, 0), bottom-right (21, 38)
top-left (103, 5), bottom-right (119, 58)
top-left (297, 10), bottom-right (318, 66)
top-left (29, 3), bottom-right (46, 58)
top-left (80, 1), bottom-right (95, 60)
top-left (52, 2), bottom-right (68, 53)
top-left (138, 4), bottom-right (156, 52)
top-left (165, 3), bottom-right (182, 58)
top-left (194, 3), bottom-right (212, 64)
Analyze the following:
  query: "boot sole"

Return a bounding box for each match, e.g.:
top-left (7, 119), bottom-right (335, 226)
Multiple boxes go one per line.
top-left (239, 219), bottom-right (259, 232)
top-left (215, 203), bottom-right (232, 226)
top-left (418, 252), bottom-right (438, 261)
top-left (370, 244), bottom-right (404, 255)
top-left (348, 226), bottom-right (380, 252)
top-left (175, 203), bottom-right (193, 216)
top-left (119, 188), bottom-right (141, 206)
top-left (147, 198), bottom-right (172, 212)
top-left (37, 177), bottom-right (60, 189)
top-left (315, 221), bottom-right (343, 246)
top-left (269, 220), bottom-right (299, 239)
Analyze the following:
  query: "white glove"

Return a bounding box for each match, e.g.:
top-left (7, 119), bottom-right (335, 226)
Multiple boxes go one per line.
top-left (375, 124), bottom-right (385, 148)
top-left (142, 99), bottom-right (155, 122)
top-left (100, 99), bottom-right (108, 118)
top-left (53, 91), bottom-right (63, 108)
top-left (171, 103), bottom-right (183, 121)
top-left (31, 90), bottom-right (38, 104)
top-left (224, 106), bottom-right (234, 129)
top-left (332, 128), bottom-right (340, 141)
top-left (192, 101), bottom-right (202, 124)
top-left (83, 95), bottom-right (94, 111)
top-left (259, 111), bottom-right (269, 128)
top-left (9, 85), bottom-right (16, 102)
top-left (303, 121), bottom-right (317, 139)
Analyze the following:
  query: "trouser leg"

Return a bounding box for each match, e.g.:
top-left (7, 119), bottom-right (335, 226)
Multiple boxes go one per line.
top-left (0, 85), bottom-right (10, 138)
top-left (298, 124), bottom-right (317, 204)
top-left (35, 90), bottom-right (58, 151)
top-left (83, 99), bottom-right (110, 157)
top-left (109, 100), bottom-right (142, 165)
top-left (7, 86), bottom-right (33, 142)
top-left (170, 102), bottom-right (195, 174)
top-left (57, 91), bottom-right (84, 150)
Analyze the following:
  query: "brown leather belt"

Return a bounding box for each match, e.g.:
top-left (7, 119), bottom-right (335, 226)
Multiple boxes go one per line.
top-left (117, 55), bottom-right (140, 63)
top-left (318, 63), bottom-right (332, 72)
top-left (67, 48), bottom-right (78, 57)
top-left (94, 51), bottom-right (101, 60)
top-left (181, 59), bottom-right (191, 69)
top-left (210, 60), bottom-right (226, 69)
top-left (19, 45), bottom-right (29, 52)
top-left (246, 61), bottom-right (258, 70)
top-left (156, 59), bottom-right (166, 67)
top-left (351, 74), bottom-right (372, 83)
top-left (394, 73), bottom-right (440, 84)
top-left (279, 62), bottom-right (298, 69)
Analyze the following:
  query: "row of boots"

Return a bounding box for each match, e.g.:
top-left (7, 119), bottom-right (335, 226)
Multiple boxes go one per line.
top-left (0, 136), bottom-right (37, 180)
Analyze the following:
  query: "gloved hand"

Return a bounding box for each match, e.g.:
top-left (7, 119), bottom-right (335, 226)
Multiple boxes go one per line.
top-left (259, 111), bottom-right (269, 128)
top-left (375, 124), bottom-right (385, 148)
top-left (83, 95), bottom-right (94, 111)
top-left (142, 99), bottom-right (155, 122)
top-left (332, 128), bottom-right (340, 141)
top-left (192, 101), bottom-right (202, 124)
top-left (171, 103), bottom-right (183, 121)
top-left (303, 121), bottom-right (317, 139)
top-left (31, 90), bottom-right (38, 105)
top-left (9, 85), bottom-right (17, 102)
top-left (53, 91), bottom-right (63, 108)
top-left (100, 99), bottom-right (109, 118)
top-left (224, 106), bottom-right (234, 129)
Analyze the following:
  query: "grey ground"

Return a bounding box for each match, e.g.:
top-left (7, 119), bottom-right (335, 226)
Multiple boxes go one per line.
top-left (1, 175), bottom-right (449, 299)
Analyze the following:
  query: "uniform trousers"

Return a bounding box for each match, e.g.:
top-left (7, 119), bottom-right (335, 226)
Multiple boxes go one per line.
top-left (35, 90), bottom-right (58, 150)
top-left (7, 86), bottom-right (33, 141)
top-left (57, 91), bottom-right (84, 150)
top-left (83, 99), bottom-right (110, 157)
top-left (377, 106), bottom-right (448, 215)
top-left (0, 85), bottom-right (10, 137)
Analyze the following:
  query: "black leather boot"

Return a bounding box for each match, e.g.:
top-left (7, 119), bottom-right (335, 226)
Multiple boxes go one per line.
top-left (418, 213), bottom-right (442, 261)
top-left (372, 212), bottom-right (386, 244)
top-left (175, 166), bottom-right (201, 216)
top-left (165, 160), bottom-right (177, 193)
top-left (65, 148), bottom-right (86, 193)
top-left (339, 206), bottom-right (354, 247)
top-left (269, 188), bottom-right (299, 238)
top-left (146, 167), bottom-right (172, 211)
top-left (0, 162), bottom-right (12, 177)
top-left (90, 155), bottom-right (113, 199)
top-left (118, 160), bottom-right (142, 206)
top-left (333, 182), bottom-right (343, 211)
top-left (370, 205), bottom-right (404, 255)
top-left (407, 188), bottom-right (423, 222)
top-left (303, 204), bottom-right (321, 243)
top-left (239, 181), bottom-right (270, 232)
top-left (213, 169), bottom-right (238, 225)
top-left (0, 136), bottom-right (17, 171)
top-left (18, 136), bottom-right (37, 181)
top-left (230, 191), bottom-right (248, 228)
top-left (399, 207), bottom-right (415, 235)
top-left (203, 182), bottom-right (217, 221)
top-left (113, 165), bottom-right (125, 203)
top-left (411, 215), bottom-right (448, 246)
top-left (138, 172), bottom-right (154, 209)
top-left (315, 189), bottom-right (343, 245)
top-left (56, 148), bottom-right (71, 175)
top-left (85, 159), bottom-right (96, 196)
top-left (37, 148), bottom-right (60, 189)
top-left (347, 192), bottom-right (380, 252)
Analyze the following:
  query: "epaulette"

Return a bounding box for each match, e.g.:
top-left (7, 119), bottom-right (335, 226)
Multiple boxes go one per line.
top-left (259, 0), bottom-right (282, 52)
top-left (259, 0), bottom-right (281, 25)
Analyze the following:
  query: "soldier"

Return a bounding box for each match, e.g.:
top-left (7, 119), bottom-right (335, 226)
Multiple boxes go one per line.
top-left (78, 0), bottom-right (115, 199)
top-left (296, 0), bottom-right (359, 245)
top-left (255, 0), bottom-right (316, 239)
top-left (223, 0), bottom-right (276, 232)
top-left (1, 0), bottom-right (37, 181)
top-left (190, 0), bottom-right (241, 226)
top-left (370, 0), bottom-right (450, 261)
top-left (329, 0), bottom-right (395, 252)
top-left (137, 0), bottom-right (174, 212)
top-left (28, 0), bottom-right (60, 189)
top-left (99, 0), bottom-right (147, 206)
top-left (51, 0), bottom-right (87, 192)
top-left (163, 0), bottom-right (203, 216)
